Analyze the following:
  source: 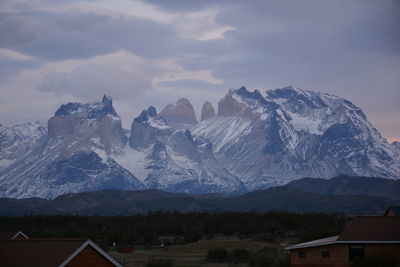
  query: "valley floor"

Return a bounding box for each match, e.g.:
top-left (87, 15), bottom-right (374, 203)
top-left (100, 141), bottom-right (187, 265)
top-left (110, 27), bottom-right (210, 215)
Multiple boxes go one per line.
top-left (110, 238), bottom-right (291, 267)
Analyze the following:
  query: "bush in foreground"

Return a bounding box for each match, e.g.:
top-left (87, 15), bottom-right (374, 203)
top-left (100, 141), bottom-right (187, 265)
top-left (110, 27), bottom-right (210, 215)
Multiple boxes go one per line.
top-left (206, 246), bottom-right (289, 267)
top-left (249, 247), bottom-right (289, 267)
top-left (145, 259), bottom-right (174, 267)
top-left (206, 248), bottom-right (230, 263)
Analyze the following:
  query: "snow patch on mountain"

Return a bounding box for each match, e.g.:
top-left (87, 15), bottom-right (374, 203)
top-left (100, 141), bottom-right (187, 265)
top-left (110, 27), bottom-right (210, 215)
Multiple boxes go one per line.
top-left (286, 111), bottom-right (323, 135)
top-left (0, 121), bottom-right (47, 171)
top-left (113, 146), bottom-right (150, 181)
top-left (192, 116), bottom-right (253, 153)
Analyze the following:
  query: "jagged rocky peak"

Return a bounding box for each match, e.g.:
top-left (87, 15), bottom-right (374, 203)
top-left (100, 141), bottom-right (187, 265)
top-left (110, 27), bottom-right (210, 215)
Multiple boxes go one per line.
top-left (265, 86), bottom-right (366, 118)
top-left (201, 101), bottom-right (215, 121)
top-left (218, 87), bottom-right (271, 119)
top-left (53, 94), bottom-right (117, 119)
top-left (129, 106), bottom-right (171, 149)
top-left (265, 85), bottom-right (328, 105)
top-left (218, 88), bottom-right (247, 116)
top-left (48, 95), bottom-right (126, 153)
top-left (159, 98), bottom-right (198, 129)
top-left (264, 85), bottom-right (370, 136)
top-left (265, 85), bottom-right (306, 98)
top-left (102, 94), bottom-right (112, 107)
top-left (134, 106), bottom-right (159, 124)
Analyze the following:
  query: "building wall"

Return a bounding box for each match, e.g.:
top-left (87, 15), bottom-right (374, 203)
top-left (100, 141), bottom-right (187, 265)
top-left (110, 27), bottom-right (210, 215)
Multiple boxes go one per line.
top-left (290, 244), bottom-right (349, 267)
top-left (290, 244), bottom-right (400, 267)
top-left (66, 246), bottom-right (115, 267)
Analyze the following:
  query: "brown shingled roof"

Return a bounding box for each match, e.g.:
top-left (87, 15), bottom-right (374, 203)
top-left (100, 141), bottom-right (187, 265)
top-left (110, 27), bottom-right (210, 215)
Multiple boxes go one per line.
top-left (337, 216), bottom-right (400, 241)
top-left (0, 239), bottom-right (87, 267)
top-left (0, 238), bottom-right (122, 267)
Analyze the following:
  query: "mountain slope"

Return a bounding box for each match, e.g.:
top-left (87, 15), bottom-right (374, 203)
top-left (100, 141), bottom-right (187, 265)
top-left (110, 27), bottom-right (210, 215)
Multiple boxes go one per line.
top-left (0, 95), bottom-right (144, 199)
top-left (0, 121), bottom-right (47, 171)
top-left (286, 175), bottom-right (400, 200)
top-left (192, 86), bottom-right (400, 189)
top-left (115, 106), bottom-right (244, 194)
top-left (0, 86), bottom-right (399, 198)
top-left (0, 187), bottom-right (395, 216)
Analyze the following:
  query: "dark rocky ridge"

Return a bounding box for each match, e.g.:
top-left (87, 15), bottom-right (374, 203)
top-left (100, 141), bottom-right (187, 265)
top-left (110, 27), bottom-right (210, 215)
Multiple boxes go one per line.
top-left (287, 175), bottom-right (400, 200)
top-left (0, 179), bottom-right (396, 216)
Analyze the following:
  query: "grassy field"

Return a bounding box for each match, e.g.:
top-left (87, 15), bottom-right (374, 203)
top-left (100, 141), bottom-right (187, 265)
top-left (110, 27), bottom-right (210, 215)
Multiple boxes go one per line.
top-left (110, 238), bottom-right (292, 267)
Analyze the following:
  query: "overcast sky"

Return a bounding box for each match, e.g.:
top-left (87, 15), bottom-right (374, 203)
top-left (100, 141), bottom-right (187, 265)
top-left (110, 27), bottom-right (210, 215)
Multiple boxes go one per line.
top-left (0, 0), bottom-right (399, 142)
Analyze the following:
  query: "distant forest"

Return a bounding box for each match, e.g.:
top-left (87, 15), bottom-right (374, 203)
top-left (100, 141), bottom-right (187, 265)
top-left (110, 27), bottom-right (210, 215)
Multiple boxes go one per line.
top-left (0, 211), bottom-right (349, 248)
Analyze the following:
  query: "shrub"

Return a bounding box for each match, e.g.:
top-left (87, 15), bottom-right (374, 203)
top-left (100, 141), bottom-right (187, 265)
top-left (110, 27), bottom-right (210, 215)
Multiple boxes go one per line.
top-left (145, 259), bottom-right (174, 267)
top-left (249, 247), bottom-right (290, 267)
top-left (231, 249), bottom-right (250, 263)
top-left (206, 248), bottom-right (230, 263)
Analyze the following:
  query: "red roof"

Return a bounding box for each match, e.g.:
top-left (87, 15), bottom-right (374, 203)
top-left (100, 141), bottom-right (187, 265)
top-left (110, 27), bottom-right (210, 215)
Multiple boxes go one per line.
top-left (0, 239), bottom-right (122, 267)
top-left (0, 239), bottom-right (86, 267)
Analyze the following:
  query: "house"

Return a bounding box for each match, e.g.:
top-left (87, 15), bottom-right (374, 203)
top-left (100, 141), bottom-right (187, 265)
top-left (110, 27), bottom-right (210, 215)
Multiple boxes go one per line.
top-left (0, 229), bottom-right (29, 240)
top-left (384, 206), bottom-right (400, 216)
top-left (286, 216), bottom-right (400, 267)
top-left (0, 238), bottom-right (123, 267)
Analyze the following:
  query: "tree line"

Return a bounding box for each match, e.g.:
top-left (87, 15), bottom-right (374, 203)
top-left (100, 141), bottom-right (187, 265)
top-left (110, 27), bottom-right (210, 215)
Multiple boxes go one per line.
top-left (0, 210), bottom-right (349, 248)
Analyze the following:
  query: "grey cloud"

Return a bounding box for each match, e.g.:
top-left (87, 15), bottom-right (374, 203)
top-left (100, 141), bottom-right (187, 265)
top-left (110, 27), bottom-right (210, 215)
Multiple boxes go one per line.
top-left (1, 0), bottom-right (399, 138)
top-left (141, 0), bottom-right (228, 11)
top-left (38, 64), bottom-right (152, 101)
top-left (163, 0), bottom-right (399, 138)
top-left (0, 12), bottom-right (50, 48)
top-left (1, 2), bottom-right (230, 61)
top-left (160, 79), bottom-right (222, 89)
top-left (338, 10), bottom-right (400, 55)
top-left (4, 9), bottom-right (215, 61)
top-left (160, 79), bottom-right (229, 97)
top-left (0, 55), bottom-right (39, 82)
top-left (2, 11), bottom-right (116, 60)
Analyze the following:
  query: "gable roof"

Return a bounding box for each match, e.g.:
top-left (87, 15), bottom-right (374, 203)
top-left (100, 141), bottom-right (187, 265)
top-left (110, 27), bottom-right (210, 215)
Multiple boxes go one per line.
top-left (0, 239), bottom-right (122, 267)
top-left (0, 230), bottom-right (29, 240)
top-left (286, 216), bottom-right (400, 250)
top-left (385, 206), bottom-right (400, 216)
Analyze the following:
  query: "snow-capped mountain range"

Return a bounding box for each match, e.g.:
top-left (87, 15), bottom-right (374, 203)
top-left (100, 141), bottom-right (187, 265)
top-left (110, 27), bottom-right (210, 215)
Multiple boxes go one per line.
top-left (0, 86), bottom-right (399, 199)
